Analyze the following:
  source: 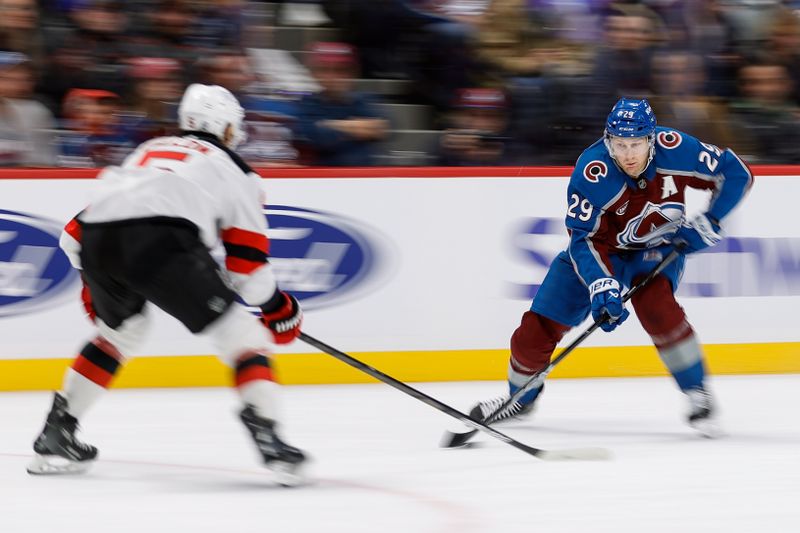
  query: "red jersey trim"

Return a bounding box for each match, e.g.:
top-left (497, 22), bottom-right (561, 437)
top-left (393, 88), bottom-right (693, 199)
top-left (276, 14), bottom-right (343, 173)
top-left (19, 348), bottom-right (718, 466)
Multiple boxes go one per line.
top-left (221, 227), bottom-right (269, 253)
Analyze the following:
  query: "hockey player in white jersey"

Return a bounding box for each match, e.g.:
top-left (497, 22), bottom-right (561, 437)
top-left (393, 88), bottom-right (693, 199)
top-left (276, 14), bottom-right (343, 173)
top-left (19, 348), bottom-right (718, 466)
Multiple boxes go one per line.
top-left (28, 84), bottom-right (307, 485)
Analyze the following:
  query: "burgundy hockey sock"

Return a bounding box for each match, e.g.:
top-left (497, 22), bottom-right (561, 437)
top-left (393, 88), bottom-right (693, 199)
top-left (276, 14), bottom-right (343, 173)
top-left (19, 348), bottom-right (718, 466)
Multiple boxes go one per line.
top-left (510, 311), bottom-right (570, 375)
top-left (630, 276), bottom-right (694, 349)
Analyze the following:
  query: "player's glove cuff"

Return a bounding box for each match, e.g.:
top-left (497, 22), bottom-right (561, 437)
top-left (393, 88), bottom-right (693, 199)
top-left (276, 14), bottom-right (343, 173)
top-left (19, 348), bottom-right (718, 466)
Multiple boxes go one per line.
top-left (589, 277), bottom-right (621, 300)
top-left (260, 291), bottom-right (303, 345)
top-left (687, 213), bottom-right (721, 247)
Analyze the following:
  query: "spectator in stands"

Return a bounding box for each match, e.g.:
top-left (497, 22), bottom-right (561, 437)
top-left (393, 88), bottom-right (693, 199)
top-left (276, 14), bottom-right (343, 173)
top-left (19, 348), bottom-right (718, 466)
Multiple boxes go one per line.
top-left (40, 0), bottom-right (132, 116)
top-left (564, 3), bottom-right (663, 150)
top-left (684, 0), bottom-right (742, 100)
top-left (0, 51), bottom-right (57, 166)
top-left (57, 88), bottom-right (136, 167)
top-left (763, 7), bottom-right (800, 106)
top-left (437, 87), bottom-right (513, 166)
top-left (588, 3), bottom-right (662, 99)
top-left (292, 42), bottom-right (388, 166)
top-left (127, 0), bottom-right (241, 64)
top-left (0, 0), bottom-right (47, 75)
top-left (199, 50), bottom-right (299, 166)
top-left (728, 60), bottom-right (800, 163)
top-left (125, 56), bottom-right (182, 142)
top-left (321, 0), bottom-right (474, 110)
top-left (475, 0), bottom-right (593, 164)
top-left (648, 49), bottom-right (734, 150)
top-left (191, 0), bottom-right (244, 49)
top-left (473, 0), bottom-right (561, 82)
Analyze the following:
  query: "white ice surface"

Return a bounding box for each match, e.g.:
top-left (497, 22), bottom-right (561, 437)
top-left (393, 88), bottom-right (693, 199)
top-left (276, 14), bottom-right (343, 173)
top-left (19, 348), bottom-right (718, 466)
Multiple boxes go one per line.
top-left (2, 375), bottom-right (799, 533)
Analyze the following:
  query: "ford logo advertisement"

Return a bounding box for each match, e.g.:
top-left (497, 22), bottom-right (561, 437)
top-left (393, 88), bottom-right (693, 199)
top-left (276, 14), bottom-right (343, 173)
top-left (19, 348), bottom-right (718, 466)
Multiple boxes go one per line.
top-left (0, 210), bottom-right (79, 317)
top-left (264, 205), bottom-right (394, 310)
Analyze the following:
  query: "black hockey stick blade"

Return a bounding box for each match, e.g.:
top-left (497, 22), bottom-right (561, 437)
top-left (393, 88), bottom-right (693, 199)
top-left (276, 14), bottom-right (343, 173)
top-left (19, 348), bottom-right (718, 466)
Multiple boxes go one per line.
top-left (441, 428), bottom-right (479, 448)
top-left (298, 332), bottom-right (610, 461)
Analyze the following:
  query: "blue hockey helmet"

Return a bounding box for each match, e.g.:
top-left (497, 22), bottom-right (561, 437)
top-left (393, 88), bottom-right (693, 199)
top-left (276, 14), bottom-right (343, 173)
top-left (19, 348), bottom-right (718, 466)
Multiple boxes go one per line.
top-left (605, 97), bottom-right (656, 138)
top-left (604, 97), bottom-right (657, 169)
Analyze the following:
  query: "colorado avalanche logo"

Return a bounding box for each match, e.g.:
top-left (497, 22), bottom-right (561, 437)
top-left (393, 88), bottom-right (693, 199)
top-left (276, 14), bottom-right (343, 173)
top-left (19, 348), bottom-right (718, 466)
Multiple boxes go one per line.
top-left (583, 160), bottom-right (608, 183)
top-left (657, 131), bottom-right (682, 149)
top-left (617, 201), bottom-right (683, 248)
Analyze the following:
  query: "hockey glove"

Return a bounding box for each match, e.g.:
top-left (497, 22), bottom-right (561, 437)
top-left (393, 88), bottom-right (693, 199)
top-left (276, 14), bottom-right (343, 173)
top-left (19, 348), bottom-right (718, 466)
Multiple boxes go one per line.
top-left (673, 213), bottom-right (721, 254)
top-left (589, 277), bottom-right (629, 333)
top-left (260, 291), bottom-right (303, 344)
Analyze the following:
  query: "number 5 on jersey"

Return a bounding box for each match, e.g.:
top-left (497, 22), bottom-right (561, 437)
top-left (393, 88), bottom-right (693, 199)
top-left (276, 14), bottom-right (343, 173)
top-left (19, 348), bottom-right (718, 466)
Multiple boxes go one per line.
top-left (137, 150), bottom-right (189, 168)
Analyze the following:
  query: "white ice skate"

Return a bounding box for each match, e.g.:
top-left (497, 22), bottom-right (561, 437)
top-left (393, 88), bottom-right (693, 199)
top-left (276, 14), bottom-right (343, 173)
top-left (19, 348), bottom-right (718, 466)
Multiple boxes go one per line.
top-left (686, 388), bottom-right (723, 439)
top-left (469, 395), bottom-right (536, 426)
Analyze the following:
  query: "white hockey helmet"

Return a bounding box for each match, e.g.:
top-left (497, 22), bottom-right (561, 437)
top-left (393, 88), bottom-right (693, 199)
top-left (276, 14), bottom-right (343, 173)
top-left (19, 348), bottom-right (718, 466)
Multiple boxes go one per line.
top-left (178, 83), bottom-right (247, 149)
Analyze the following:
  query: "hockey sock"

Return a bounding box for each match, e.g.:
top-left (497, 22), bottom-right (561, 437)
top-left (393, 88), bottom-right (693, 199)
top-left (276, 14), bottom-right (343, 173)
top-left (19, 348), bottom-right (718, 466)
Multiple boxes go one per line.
top-left (506, 311), bottom-right (568, 404)
top-left (631, 276), bottom-right (706, 391)
top-left (508, 364), bottom-right (543, 405)
top-left (659, 335), bottom-right (707, 391)
top-left (235, 353), bottom-right (281, 421)
top-left (510, 311), bottom-right (569, 374)
top-left (63, 337), bottom-right (123, 419)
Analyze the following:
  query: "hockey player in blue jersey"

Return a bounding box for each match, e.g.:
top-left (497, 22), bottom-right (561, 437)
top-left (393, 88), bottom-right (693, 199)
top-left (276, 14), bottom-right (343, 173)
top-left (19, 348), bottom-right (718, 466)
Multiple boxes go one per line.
top-left (470, 97), bottom-right (753, 437)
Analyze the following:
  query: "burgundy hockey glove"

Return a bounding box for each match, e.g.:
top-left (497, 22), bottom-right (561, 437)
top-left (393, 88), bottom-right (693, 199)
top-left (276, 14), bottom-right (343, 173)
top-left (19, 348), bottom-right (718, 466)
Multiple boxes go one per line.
top-left (260, 291), bottom-right (303, 345)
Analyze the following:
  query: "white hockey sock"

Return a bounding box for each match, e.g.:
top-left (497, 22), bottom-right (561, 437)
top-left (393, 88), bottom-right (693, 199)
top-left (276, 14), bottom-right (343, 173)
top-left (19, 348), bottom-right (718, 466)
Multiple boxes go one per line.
top-left (62, 368), bottom-right (107, 420)
top-left (238, 379), bottom-right (282, 422)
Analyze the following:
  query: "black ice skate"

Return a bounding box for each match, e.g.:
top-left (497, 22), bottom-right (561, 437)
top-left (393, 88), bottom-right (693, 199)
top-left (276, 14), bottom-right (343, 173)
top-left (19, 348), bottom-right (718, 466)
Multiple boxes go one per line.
top-left (239, 405), bottom-right (308, 487)
top-left (27, 393), bottom-right (98, 475)
top-left (686, 387), bottom-right (722, 438)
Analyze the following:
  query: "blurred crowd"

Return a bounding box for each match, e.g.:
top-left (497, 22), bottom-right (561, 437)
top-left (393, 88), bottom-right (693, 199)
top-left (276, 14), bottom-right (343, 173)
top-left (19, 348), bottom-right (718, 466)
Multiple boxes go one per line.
top-left (2, 0), bottom-right (800, 168)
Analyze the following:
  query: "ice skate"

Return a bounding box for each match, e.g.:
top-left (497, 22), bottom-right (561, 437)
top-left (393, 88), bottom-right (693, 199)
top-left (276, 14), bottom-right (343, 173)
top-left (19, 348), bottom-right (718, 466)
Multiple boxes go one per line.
top-left (686, 387), bottom-right (722, 438)
top-left (27, 393), bottom-right (97, 475)
top-left (468, 394), bottom-right (536, 425)
top-left (240, 405), bottom-right (309, 487)
top-left (441, 392), bottom-right (538, 448)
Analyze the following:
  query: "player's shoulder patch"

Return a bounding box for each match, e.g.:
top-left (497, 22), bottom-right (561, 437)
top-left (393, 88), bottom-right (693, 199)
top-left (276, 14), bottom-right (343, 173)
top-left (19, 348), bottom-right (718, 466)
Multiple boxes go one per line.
top-left (582, 159), bottom-right (609, 183)
top-left (657, 130), bottom-right (682, 149)
top-left (653, 127), bottom-right (704, 172)
top-left (575, 140), bottom-right (614, 184)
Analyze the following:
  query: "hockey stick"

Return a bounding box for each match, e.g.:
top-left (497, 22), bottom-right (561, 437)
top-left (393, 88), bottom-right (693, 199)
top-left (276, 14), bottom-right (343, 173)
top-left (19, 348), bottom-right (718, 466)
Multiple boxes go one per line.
top-left (298, 332), bottom-right (610, 461)
top-left (441, 247), bottom-right (683, 448)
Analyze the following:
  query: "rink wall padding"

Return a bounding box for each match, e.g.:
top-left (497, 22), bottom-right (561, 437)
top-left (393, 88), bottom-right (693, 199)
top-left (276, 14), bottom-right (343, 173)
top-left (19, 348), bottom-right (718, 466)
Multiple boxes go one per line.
top-left (0, 343), bottom-right (798, 391)
top-left (1, 166), bottom-right (799, 391)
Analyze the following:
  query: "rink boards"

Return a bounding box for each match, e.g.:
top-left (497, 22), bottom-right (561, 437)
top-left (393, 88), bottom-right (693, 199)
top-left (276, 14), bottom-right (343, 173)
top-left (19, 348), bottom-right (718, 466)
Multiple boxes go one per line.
top-left (1, 166), bottom-right (799, 390)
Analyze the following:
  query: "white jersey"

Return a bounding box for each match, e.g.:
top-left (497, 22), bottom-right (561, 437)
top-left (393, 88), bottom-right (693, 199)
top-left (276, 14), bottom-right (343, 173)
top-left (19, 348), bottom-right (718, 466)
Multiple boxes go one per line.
top-left (71, 133), bottom-right (278, 306)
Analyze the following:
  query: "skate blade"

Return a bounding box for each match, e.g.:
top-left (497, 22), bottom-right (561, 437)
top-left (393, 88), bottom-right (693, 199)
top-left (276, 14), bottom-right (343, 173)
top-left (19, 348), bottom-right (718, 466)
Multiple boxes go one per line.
top-left (690, 418), bottom-right (725, 439)
top-left (27, 454), bottom-right (94, 475)
top-left (266, 460), bottom-right (309, 487)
